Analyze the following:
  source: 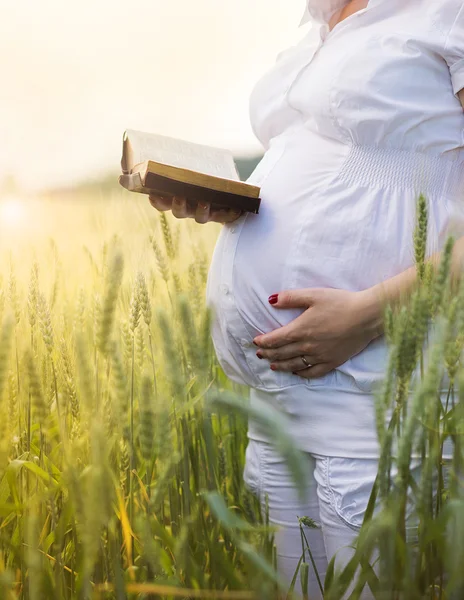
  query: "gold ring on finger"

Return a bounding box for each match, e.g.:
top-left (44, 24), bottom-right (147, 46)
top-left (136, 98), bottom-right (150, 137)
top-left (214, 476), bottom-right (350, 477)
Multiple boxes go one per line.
top-left (301, 355), bottom-right (312, 368)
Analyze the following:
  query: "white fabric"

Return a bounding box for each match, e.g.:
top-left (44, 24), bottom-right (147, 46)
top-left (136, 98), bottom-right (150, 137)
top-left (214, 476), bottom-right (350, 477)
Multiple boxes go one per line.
top-left (299, 0), bottom-right (368, 26)
top-left (206, 0), bottom-right (464, 456)
top-left (243, 439), bottom-right (429, 599)
top-left (444, 3), bottom-right (464, 96)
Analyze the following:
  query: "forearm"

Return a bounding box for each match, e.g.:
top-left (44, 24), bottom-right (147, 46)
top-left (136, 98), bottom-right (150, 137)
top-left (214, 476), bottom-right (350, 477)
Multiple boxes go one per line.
top-left (361, 235), bottom-right (464, 338)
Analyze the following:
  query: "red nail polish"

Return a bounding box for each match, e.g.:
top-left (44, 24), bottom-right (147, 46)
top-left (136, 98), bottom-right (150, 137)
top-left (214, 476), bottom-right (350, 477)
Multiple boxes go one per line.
top-left (268, 294), bottom-right (278, 305)
top-left (270, 364), bottom-right (277, 371)
top-left (253, 341), bottom-right (259, 347)
top-left (257, 353), bottom-right (264, 359)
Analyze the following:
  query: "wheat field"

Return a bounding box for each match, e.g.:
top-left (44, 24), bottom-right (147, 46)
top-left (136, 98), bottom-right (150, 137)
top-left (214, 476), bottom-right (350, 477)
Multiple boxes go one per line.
top-left (0, 189), bottom-right (463, 599)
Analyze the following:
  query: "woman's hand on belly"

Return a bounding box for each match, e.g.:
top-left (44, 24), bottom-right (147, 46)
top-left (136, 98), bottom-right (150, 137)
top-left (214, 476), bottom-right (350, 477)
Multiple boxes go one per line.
top-left (148, 194), bottom-right (243, 224)
top-left (252, 287), bottom-right (383, 379)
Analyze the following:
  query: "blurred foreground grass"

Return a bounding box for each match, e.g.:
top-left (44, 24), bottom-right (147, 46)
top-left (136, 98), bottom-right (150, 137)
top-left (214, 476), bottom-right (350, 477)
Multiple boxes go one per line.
top-left (0, 189), bottom-right (282, 599)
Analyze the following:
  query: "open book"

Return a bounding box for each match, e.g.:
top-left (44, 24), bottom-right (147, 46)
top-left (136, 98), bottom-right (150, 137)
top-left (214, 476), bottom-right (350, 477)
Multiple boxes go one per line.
top-left (119, 129), bottom-right (261, 214)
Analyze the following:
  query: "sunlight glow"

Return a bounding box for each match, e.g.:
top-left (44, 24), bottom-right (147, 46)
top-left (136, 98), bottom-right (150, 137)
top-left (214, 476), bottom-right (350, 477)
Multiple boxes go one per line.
top-left (0, 196), bottom-right (26, 227)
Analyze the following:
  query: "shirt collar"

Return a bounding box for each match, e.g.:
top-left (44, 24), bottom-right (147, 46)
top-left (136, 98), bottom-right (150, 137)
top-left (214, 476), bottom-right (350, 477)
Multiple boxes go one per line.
top-left (299, 1), bottom-right (354, 27)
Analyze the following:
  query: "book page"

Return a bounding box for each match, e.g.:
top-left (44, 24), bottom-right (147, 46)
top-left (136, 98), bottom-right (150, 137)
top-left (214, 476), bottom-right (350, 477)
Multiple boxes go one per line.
top-left (124, 129), bottom-right (240, 181)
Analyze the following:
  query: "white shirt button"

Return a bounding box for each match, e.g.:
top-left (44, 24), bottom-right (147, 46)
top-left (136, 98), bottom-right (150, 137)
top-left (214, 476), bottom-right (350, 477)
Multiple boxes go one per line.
top-left (230, 226), bottom-right (236, 233)
top-left (240, 338), bottom-right (251, 348)
top-left (220, 284), bottom-right (230, 295)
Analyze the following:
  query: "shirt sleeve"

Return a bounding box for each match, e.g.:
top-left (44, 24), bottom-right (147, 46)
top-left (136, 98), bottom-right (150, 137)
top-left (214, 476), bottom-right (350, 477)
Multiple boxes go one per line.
top-left (444, 3), bottom-right (464, 96)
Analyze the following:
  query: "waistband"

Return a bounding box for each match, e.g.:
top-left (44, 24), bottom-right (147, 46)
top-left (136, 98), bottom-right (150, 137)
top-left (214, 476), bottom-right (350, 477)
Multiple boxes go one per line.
top-left (338, 144), bottom-right (464, 198)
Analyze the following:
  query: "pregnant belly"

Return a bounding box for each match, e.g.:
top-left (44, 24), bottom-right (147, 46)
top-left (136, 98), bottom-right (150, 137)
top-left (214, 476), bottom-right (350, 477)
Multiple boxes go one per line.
top-left (209, 132), bottom-right (457, 392)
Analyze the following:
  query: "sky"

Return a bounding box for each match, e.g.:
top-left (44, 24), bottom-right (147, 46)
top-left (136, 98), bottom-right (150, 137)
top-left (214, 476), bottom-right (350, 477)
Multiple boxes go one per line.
top-left (0, 1), bottom-right (308, 193)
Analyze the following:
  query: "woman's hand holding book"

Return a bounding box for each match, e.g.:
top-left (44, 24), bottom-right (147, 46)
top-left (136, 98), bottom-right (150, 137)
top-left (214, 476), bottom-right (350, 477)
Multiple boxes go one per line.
top-left (148, 194), bottom-right (243, 224)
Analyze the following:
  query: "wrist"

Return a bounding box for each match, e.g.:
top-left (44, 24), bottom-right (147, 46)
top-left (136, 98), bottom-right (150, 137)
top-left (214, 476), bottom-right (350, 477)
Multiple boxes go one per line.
top-left (356, 287), bottom-right (385, 340)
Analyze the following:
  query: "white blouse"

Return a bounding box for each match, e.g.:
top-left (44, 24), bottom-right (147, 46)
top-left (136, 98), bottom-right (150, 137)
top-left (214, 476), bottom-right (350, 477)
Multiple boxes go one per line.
top-left (206, 0), bottom-right (464, 457)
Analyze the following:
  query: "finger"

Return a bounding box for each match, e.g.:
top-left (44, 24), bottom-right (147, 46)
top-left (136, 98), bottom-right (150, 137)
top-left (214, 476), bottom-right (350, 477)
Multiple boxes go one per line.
top-left (254, 308), bottom-right (318, 350)
top-left (220, 210), bottom-right (242, 223)
top-left (267, 289), bottom-right (317, 309)
top-left (210, 208), bottom-right (242, 224)
top-left (292, 363), bottom-right (332, 379)
top-left (148, 195), bottom-right (173, 212)
top-left (256, 342), bottom-right (313, 362)
top-left (171, 196), bottom-right (189, 219)
top-left (195, 201), bottom-right (211, 224)
top-left (268, 355), bottom-right (319, 373)
top-left (253, 323), bottom-right (302, 349)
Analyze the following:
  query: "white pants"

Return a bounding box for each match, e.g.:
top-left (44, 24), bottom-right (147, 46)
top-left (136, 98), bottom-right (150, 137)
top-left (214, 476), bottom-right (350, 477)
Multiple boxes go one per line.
top-left (243, 439), bottom-right (425, 599)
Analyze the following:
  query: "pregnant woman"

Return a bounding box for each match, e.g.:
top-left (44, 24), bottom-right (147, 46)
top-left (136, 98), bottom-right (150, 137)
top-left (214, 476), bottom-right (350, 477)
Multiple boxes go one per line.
top-left (149, 0), bottom-right (464, 596)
